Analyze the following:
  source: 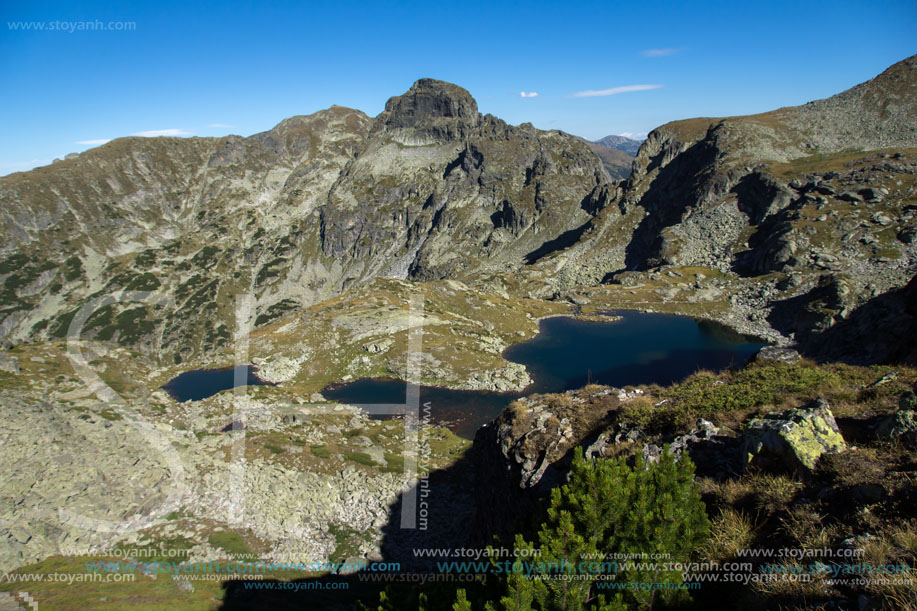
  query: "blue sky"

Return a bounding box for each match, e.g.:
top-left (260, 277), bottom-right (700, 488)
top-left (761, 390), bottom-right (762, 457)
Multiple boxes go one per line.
top-left (1, 0), bottom-right (915, 175)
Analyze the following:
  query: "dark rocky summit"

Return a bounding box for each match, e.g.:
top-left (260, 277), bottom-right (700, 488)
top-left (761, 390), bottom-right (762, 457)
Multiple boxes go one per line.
top-left (380, 78), bottom-right (479, 130)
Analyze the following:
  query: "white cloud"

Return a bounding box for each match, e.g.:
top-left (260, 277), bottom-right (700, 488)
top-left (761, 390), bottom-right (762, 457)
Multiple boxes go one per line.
top-left (620, 132), bottom-right (648, 140)
top-left (131, 128), bottom-right (193, 137)
top-left (519, 91), bottom-right (539, 98)
top-left (642, 48), bottom-right (680, 57)
top-left (570, 84), bottom-right (663, 98)
top-left (75, 139), bottom-right (111, 146)
top-left (208, 123), bottom-right (235, 128)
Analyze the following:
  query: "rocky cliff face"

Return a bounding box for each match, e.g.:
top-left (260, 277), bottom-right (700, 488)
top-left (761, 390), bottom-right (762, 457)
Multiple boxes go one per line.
top-left (0, 79), bottom-right (609, 363)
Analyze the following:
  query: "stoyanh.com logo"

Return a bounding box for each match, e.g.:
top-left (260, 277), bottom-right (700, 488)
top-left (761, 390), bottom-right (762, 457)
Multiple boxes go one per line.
top-left (7, 20), bottom-right (136, 33)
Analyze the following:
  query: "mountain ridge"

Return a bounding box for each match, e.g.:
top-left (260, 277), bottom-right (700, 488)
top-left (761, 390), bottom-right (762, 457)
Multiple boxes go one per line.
top-left (2, 56), bottom-right (917, 365)
top-left (593, 134), bottom-right (643, 156)
top-left (0, 78), bottom-right (611, 362)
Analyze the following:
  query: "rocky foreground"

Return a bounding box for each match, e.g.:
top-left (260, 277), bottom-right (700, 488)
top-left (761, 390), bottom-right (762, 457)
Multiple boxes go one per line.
top-left (473, 357), bottom-right (917, 608)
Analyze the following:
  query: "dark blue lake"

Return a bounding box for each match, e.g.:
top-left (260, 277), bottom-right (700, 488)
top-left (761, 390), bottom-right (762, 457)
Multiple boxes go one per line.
top-left (323, 312), bottom-right (766, 438)
top-left (161, 365), bottom-right (274, 402)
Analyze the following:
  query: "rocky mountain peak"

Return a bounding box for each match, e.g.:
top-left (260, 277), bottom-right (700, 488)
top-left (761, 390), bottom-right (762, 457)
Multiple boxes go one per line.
top-left (380, 78), bottom-right (479, 129)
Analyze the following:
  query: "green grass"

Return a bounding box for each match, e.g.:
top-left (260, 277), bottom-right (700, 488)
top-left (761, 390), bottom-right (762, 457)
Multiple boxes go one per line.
top-left (617, 362), bottom-right (852, 432)
top-left (0, 555), bottom-right (222, 610)
top-left (343, 451), bottom-right (375, 466)
top-left (614, 361), bottom-right (913, 433)
top-left (766, 148), bottom-right (917, 180)
top-left (207, 531), bottom-right (253, 559)
top-left (382, 453), bottom-right (404, 473)
top-left (98, 408), bottom-right (123, 421)
top-left (668, 363), bottom-right (842, 412)
top-left (310, 445), bottom-right (331, 458)
top-left (115, 536), bottom-right (194, 564)
top-left (327, 524), bottom-right (375, 562)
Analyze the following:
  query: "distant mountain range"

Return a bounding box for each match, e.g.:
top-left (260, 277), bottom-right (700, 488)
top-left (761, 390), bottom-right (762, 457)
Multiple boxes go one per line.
top-left (593, 134), bottom-right (644, 156)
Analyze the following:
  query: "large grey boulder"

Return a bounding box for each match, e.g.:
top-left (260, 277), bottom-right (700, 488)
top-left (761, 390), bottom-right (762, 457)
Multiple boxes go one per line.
top-left (743, 398), bottom-right (846, 474)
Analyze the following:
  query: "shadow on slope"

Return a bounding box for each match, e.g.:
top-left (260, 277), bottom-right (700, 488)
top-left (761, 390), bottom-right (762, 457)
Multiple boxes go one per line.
top-left (218, 451), bottom-right (482, 610)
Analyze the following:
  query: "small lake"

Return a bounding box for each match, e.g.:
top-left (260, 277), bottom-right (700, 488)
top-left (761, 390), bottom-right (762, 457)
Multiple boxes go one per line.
top-left (323, 312), bottom-right (766, 438)
top-left (161, 365), bottom-right (274, 402)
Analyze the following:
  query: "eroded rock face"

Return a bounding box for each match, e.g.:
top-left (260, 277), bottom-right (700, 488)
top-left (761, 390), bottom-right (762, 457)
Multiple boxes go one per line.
top-left (743, 398), bottom-right (846, 474)
top-left (493, 393), bottom-right (615, 488)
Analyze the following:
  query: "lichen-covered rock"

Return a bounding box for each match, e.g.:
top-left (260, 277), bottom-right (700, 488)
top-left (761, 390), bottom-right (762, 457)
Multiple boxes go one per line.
top-left (743, 398), bottom-right (846, 474)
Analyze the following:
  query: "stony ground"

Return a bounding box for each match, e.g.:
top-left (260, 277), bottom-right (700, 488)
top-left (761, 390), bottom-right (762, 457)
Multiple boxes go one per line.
top-left (0, 339), bottom-right (470, 578)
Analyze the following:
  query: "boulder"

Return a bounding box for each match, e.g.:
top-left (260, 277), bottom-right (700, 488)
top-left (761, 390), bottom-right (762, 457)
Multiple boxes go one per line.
top-left (874, 391), bottom-right (917, 447)
top-left (753, 346), bottom-right (801, 364)
top-left (870, 213), bottom-right (893, 226)
top-left (837, 191), bottom-right (864, 203)
top-left (362, 338), bottom-right (394, 354)
top-left (743, 398), bottom-right (846, 474)
top-left (898, 227), bottom-right (917, 244)
top-left (858, 187), bottom-right (884, 202)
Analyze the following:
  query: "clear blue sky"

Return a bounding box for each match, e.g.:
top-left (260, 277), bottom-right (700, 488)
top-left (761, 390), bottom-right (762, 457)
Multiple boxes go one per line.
top-left (1, 0), bottom-right (915, 175)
